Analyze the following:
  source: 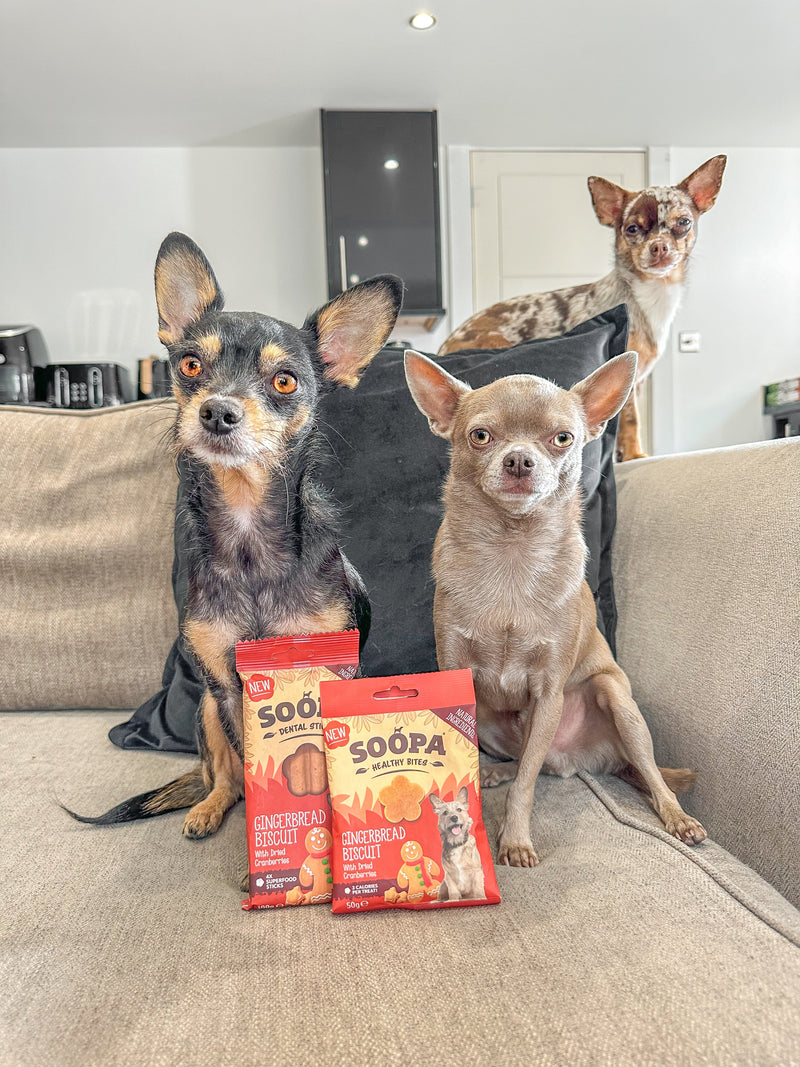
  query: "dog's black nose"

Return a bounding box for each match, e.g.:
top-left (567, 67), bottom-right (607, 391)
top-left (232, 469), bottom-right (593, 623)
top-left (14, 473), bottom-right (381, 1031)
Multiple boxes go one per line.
top-left (199, 397), bottom-right (244, 436)
top-left (503, 450), bottom-right (535, 478)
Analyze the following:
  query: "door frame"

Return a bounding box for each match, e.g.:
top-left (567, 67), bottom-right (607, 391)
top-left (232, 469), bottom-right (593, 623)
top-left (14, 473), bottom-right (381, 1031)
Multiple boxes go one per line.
top-left (444, 145), bottom-right (676, 456)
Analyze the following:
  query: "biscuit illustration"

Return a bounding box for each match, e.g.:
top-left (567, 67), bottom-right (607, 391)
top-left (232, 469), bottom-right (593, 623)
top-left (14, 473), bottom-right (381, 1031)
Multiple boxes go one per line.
top-left (378, 774), bottom-right (425, 823)
top-left (282, 743), bottom-right (327, 797)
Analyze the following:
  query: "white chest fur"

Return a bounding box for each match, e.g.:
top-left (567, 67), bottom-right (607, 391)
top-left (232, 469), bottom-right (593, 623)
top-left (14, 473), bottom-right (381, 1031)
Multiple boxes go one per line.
top-left (631, 276), bottom-right (684, 354)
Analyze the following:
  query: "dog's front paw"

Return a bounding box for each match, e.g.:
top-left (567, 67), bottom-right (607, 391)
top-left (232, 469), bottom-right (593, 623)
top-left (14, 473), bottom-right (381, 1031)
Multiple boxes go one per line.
top-left (616, 448), bottom-right (649, 463)
top-left (498, 837), bottom-right (539, 868)
top-left (664, 813), bottom-right (707, 846)
top-left (182, 799), bottom-right (224, 839)
top-left (481, 761), bottom-right (519, 788)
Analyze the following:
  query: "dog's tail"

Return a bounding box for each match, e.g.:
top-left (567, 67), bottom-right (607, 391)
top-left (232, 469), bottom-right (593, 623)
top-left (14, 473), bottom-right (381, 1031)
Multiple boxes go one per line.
top-left (617, 764), bottom-right (697, 796)
top-left (61, 767), bottom-right (208, 826)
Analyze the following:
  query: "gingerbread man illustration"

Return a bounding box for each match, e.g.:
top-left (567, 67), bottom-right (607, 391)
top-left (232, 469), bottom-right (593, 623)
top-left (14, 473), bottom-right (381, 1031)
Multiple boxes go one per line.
top-left (285, 827), bottom-right (333, 905)
top-left (395, 840), bottom-right (441, 902)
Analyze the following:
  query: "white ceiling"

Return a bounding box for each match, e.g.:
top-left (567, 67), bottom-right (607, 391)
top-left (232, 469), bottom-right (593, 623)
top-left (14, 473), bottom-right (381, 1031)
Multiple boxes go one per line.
top-left (3, 0), bottom-right (799, 149)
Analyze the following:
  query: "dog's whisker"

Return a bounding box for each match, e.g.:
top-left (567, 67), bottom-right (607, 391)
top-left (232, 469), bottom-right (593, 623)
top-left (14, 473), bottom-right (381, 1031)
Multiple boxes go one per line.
top-left (315, 417), bottom-right (351, 445)
top-left (312, 427), bottom-right (345, 469)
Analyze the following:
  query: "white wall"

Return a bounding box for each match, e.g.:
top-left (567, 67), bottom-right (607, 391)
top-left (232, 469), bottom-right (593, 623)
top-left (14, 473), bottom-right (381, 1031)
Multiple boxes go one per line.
top-left (182, 148), bottom-right (326, 328)
top-left (0, 148), bottom-right (190, 372)
top-left (0, 145), bottom-right (452, 392)
top-left (666, 147), bottom-right (800, 453)
top-left (3, 144), bottom-right (797, 448)
top-left (0, 147), bottom-right (327, 384)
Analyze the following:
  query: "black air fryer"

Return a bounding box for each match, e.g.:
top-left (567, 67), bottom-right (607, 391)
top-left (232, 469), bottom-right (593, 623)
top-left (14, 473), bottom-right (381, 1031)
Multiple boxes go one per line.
top-left (0, 325), bottom-right (50, 404)
top-left (37, 363), bottom-right (132, 408)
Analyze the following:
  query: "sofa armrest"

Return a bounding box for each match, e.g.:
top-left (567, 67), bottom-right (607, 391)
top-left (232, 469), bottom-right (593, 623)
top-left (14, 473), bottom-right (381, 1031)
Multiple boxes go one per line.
top-left (612, 438), bottom-right (800, 906)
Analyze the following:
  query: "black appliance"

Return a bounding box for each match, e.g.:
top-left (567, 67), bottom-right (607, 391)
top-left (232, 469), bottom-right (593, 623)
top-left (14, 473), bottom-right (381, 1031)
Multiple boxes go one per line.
top-left (321, 109), bottom-right (445, 327)
top-left (0, 325), bottom-right (50, 404)
top-left (36, 363), bottom-right (132, 408)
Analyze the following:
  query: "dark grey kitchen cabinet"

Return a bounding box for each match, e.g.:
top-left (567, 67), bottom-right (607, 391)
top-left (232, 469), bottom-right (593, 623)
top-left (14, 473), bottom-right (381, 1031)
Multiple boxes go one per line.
top-left (321, 109), bottom-right (445, 328)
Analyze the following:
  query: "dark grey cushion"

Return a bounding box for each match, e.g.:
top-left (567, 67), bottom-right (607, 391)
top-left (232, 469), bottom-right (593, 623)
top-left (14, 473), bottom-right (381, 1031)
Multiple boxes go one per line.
top-left (110, 305), bottom-right (629, 752)
top-left (317, 304), bottom-right (629, 678)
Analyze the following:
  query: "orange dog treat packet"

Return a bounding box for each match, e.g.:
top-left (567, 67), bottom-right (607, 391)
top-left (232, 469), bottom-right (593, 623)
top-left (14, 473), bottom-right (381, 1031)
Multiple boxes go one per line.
top-left (320, 670), bottom-right (501, 913)
top-left (236, 629), bottom-right (360, 910)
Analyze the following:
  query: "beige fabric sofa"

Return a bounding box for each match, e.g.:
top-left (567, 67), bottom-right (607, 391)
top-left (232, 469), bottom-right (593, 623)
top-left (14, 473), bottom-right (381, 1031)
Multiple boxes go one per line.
top-left (2, 401), bottom-right (799, 1067)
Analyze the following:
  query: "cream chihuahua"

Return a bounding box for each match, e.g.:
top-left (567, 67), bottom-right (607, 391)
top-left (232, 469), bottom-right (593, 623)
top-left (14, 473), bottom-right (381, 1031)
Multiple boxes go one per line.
top-left (404, 350), bottom-right (706, 867)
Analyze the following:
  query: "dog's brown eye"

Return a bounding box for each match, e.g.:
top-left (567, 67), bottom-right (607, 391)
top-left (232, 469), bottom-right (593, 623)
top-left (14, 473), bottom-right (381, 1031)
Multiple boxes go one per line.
top-left (625, 224), bottom-right (639, 235)
top-left (272, 372), bottom-right (298, 395)
top-left (469, 428), bottom-right (493, 446)
top-left (553, 432), bottom-right (574, 448)
top-left (179, 355), bottom-right (203, 378)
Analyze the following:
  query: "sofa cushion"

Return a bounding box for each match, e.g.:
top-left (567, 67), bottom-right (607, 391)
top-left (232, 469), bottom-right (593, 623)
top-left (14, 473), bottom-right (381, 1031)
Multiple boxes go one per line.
top-left (4, 709), bottom-right (800, 1066)
top-left (612, 437), bottom-right (800, 908)
top-left (111, 306), bottom-right (629, 753)
top-left (0, 401), bottom-right (178, 711)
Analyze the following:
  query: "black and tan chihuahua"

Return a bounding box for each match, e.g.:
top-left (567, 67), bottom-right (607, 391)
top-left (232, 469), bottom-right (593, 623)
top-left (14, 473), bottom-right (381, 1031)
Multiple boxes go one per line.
top-left (68, 233), bottom-right (401, 840)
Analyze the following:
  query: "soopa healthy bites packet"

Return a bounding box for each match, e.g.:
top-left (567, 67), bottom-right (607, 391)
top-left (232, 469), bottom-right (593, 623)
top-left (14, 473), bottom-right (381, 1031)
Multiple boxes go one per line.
top-left (236, 629), bottom-right (360, 910)
top-left (320, 670), bottom-right (501, 914)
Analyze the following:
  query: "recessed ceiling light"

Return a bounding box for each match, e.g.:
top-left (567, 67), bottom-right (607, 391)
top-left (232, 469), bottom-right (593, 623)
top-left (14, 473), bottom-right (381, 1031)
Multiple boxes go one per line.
top-left (409, 11), bottom-right (436, 30)
top-left (384, 158), bottom-right (400, 170)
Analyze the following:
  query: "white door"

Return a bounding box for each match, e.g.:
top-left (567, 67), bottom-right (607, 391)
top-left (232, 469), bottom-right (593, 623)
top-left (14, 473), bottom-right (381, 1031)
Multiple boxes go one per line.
top-left (470, 150), bottom-right (651, 450)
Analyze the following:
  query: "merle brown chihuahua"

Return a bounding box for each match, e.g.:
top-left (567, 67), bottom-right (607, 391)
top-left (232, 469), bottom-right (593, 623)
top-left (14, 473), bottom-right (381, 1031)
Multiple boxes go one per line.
top-left (68, 233), bottom-right (401, 840)
top-left (439, 155), bottom-right (726, 461)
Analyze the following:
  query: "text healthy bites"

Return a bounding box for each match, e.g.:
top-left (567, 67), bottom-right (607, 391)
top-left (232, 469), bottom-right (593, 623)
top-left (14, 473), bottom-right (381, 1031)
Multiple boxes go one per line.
top-left (320, 670), bottom-right (501, 913)
top-left (236, 630), bottom-right (360, 910)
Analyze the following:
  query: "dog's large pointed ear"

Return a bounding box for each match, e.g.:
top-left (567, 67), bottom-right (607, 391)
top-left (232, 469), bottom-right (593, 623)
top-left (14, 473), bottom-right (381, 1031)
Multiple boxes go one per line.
top-left (571, 352), bottom-right (638, 440)
top-left (587, 176), bottom-right (631, 227)
top-left (154, 232), bottom-right (224, 346)
top-left (429, 793), bottom-right (445, 815)
top-left (304, 275), bottom-right (403, 388)
top-left (678, 155), bottom-right (727, 214)
top-left (404, 351), bottom-right (471, 439)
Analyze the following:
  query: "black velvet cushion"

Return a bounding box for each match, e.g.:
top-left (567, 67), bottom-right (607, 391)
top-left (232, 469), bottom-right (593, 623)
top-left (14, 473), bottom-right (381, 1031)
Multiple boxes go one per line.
top-left (317, 304), bottom-right (629, 678)
top-left (110, 304), bottom-right (629, 753)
